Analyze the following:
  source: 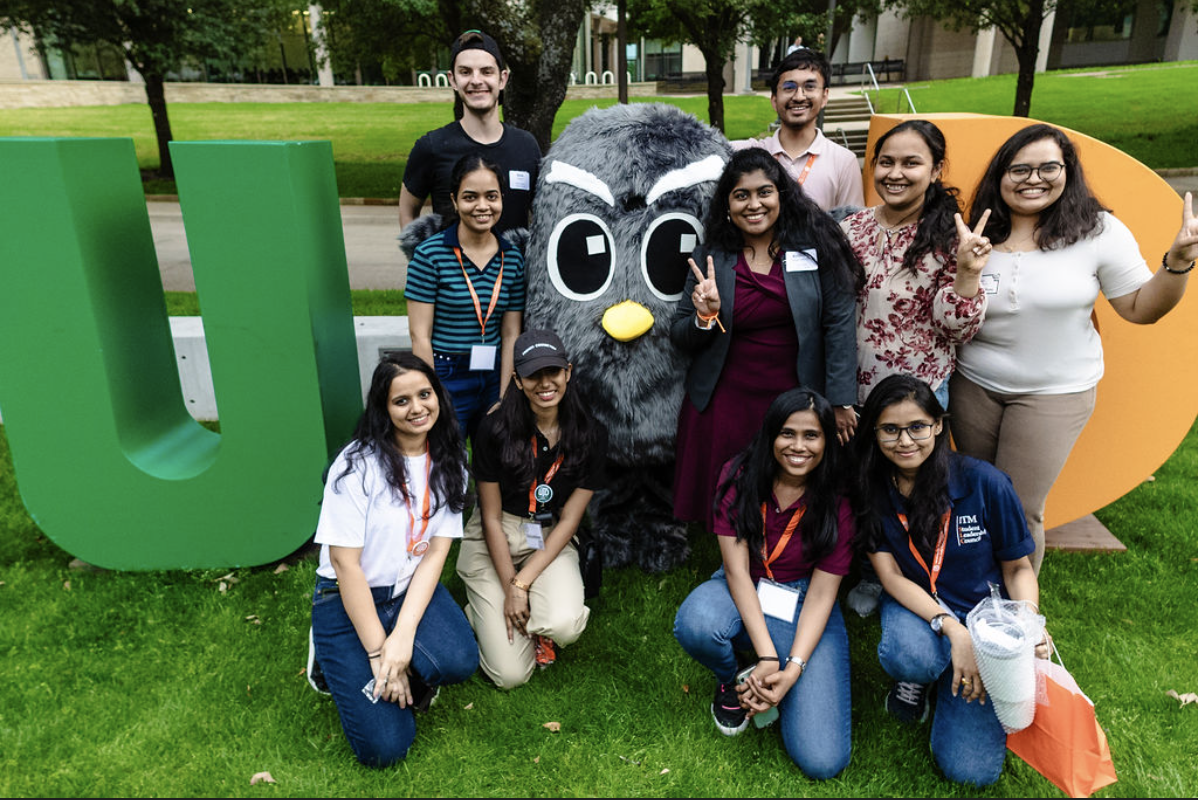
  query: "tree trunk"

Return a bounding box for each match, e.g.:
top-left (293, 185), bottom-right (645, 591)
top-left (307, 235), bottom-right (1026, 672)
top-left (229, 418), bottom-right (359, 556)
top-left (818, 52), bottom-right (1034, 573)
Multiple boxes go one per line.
top-left (143, 71), bottom-right (175, 178)
top-left (1012, 0), bottom-right (1047, 117)
top-left (474, 0), bottom-right (590, 153)
top-left (701, 45), bottom-right (726, 132)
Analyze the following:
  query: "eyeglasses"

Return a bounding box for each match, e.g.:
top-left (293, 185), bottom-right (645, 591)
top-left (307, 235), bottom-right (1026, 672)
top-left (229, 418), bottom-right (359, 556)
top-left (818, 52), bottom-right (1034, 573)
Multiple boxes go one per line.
top-left (778, 79), bottom-right (823, 96)
top-left (1006, 162), bottom-right (1064, 183)
top-left (874, 422), bottom-right (935, 443)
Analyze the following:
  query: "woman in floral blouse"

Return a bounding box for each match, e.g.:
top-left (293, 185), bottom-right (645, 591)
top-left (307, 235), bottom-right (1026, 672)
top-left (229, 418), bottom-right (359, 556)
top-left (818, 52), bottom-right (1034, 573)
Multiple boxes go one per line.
top-left (840, 120), bottom-right (991, 408)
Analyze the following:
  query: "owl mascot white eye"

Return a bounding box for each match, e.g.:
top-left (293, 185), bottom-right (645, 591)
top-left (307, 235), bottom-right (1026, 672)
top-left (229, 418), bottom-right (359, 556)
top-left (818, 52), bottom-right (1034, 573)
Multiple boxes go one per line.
top-left (524, 103), bottom-right (730, 572)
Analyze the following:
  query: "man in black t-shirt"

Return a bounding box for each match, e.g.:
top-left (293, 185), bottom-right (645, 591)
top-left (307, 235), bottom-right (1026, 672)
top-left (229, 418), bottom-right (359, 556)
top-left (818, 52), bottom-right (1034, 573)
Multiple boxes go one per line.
top-left (399, 30), bottom-right (541, 236)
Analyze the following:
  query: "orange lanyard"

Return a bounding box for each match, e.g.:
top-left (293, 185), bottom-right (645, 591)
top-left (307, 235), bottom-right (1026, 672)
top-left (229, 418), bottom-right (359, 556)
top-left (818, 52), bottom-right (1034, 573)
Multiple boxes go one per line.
top-left (527, 436), bottom-right (565, 515)
top-left (897, 511), bottom-right (952, 599)
top-left (796, 153), bottom-right (818, 185)
top-left (405, 445), bottom-right (432, 556)
top-left (452, 246), bottom-right (504, 341)
top-left (759, 502), bottom-right (805, 581)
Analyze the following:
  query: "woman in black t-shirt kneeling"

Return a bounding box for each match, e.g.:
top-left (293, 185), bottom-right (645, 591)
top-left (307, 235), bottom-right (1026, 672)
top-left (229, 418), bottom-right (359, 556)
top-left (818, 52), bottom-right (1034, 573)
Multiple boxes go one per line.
top-left (456, 329), bottom-right (607, 689)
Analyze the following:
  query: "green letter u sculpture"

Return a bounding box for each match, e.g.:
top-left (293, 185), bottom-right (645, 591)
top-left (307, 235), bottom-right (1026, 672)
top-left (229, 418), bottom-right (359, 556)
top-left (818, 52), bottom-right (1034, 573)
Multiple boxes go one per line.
top-left (0, 138), bottom-right (361, 569)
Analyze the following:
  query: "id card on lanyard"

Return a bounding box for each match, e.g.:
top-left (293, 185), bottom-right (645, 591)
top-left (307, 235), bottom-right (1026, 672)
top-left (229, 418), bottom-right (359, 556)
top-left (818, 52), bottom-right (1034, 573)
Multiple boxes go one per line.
top-left (756, 502), bottom-right (804, 622)
top-left (898, 510), bottom-right (954, 614)
top-left (524, 436), bottom-right (564, 550)
top-left (405, 445), bottom-right (432, 560)
top-left (453, 246), bottom-right (504, 371)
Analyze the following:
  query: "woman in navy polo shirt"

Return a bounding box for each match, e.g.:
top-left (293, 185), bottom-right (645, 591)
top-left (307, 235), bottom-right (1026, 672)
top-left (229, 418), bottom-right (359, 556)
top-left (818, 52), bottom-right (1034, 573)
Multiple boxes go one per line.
top-left (851, 374), bottom-right (1050, 786)
top-left (406, 153), bottom-right (525, 438)
top-left (673, 387), bottom-right (854, 779)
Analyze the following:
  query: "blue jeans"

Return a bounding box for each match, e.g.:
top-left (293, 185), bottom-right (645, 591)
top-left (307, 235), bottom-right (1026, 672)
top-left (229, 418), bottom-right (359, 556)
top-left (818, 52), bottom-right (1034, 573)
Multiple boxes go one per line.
top-left (877, 594), bottom-right (1007, 786)
top-left (310, 576), bottom-right (479, 767)
top-left (433, 352), bottom-right (500, 440)
top-left (673, 569), bottom-right (852, 779)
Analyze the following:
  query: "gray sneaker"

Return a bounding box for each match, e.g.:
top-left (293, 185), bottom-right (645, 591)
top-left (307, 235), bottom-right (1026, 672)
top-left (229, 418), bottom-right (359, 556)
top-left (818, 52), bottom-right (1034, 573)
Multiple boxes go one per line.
top-left (846, 579), bottom-right (883, 617)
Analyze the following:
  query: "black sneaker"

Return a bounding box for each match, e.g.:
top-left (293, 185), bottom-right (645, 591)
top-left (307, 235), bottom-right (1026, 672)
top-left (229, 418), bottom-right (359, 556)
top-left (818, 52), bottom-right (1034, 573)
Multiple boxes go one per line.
top-left (885, 680), bottom-right (929, 724)
top-left (408, 669), bottom-right (439, 714)
top-left (711, 682), bottom-right (749, 736)
top-left (306, 627), bottom-right (331, 696)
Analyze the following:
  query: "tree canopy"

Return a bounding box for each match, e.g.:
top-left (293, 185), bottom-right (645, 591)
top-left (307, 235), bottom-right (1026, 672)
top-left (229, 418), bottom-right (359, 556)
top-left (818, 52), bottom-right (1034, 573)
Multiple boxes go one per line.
top-left (0, 0), bottom-right (290, 177)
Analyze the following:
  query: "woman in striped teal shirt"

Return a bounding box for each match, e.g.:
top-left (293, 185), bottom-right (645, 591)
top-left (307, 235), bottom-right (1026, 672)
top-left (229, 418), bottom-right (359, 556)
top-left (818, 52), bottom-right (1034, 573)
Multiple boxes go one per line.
top-left (405, 154), bottom-right (526, 438)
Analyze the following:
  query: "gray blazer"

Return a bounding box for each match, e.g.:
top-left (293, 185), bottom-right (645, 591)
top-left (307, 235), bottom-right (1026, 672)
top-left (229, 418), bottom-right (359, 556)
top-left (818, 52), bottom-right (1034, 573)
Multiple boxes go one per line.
top-left (669, 244), bottom-right (857, 412)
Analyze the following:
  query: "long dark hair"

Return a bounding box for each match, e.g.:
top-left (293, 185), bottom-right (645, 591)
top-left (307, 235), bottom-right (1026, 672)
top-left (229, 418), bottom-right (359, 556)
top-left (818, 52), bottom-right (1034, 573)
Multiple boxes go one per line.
top-left (715, 388), bottom-right (844, 565)
top-left (851, 375), bottom-right (950, 559)
top-left (705, 147), bottom-right (864, 294)
top-left (872, 120), bottom-right (961, 274)
top-left (488, 357), bottom-right (600, 491)
top-left (335, 353), bottom-right (469, 514)
top-left (969, 123), bottom-right (1107, 251)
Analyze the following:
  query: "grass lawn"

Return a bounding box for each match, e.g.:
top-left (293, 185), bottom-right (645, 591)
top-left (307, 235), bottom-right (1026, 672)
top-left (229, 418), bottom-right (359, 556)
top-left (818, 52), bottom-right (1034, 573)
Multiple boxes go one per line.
top-left (1, 409), bottom-right (1196, 796)
top-left (871, 61), bottom-right (1198, 169)
top-left (2, 61), bottom-right (1193, 199)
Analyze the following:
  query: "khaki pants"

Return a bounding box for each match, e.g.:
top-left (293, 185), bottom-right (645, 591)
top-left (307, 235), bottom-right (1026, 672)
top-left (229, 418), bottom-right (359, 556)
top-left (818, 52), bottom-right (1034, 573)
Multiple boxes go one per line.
top-left (455, 508), bottom-right (590, 689)
top-left (949, 373), bottom-right (1097, 574)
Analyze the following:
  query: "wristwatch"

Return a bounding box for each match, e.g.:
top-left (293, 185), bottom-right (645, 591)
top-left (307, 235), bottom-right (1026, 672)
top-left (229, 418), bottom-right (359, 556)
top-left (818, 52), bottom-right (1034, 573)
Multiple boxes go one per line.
top-left (930, 612), bottom-right (952, 636)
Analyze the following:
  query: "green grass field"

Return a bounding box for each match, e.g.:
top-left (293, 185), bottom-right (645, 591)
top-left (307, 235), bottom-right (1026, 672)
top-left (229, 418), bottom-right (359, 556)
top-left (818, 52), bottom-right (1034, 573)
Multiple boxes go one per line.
top-left (1, 410), bottom-right (1196, 797)
top-left (2, 61), bottom-right (1194, 198)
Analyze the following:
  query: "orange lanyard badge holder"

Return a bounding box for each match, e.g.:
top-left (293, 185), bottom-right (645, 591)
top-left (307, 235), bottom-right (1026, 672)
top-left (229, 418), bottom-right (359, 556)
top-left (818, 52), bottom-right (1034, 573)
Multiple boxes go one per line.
top-left (528, 435), bottom-right (564, 528)
top-left (453, 246), bottom-right (504, 372)
top-left (897, 510), bottom-right (954, 613)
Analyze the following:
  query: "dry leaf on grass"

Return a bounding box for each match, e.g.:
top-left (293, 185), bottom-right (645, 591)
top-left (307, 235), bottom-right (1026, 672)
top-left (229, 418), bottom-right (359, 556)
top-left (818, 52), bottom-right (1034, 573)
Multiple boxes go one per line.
top-left (214, 572), bottom-right (239, 584)
top-left (249, 771), bottom-right (276, 785)
top-left (464, 702), bottom-right (474, 710)
top-left (1166, 689), bottom-right (1198, 707)
top-left (296, 668), bottom-right (307, 677)
top-left (681, 684), bottom-right (689, 694)
top-left (63, 580), bottom-right (71, 591)
top-left (542, 721), bottom-right (561, 732)
top-left (659, 768), bottom-right (670, 775)
top-left (245, 614), bottom-right (261, 624)
top-left (533, 756), bottom-right (540, 764)
top-left (219, 581), bottom-right (228, 594)
top-left (273, 563), bottom-right (289, 574)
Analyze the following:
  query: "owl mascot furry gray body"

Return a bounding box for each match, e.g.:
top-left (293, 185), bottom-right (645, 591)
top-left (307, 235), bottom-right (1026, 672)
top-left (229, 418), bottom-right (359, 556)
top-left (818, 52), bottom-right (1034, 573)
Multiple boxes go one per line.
top-left (524, 103), bottom-right (731, 573)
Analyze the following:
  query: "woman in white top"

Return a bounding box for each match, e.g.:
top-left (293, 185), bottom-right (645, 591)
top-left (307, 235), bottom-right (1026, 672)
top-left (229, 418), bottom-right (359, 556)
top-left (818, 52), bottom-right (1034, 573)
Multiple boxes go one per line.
top-left (309, 353), bottom-right (478, 767)
top-left (952, 123), bottom-right (1198, 572)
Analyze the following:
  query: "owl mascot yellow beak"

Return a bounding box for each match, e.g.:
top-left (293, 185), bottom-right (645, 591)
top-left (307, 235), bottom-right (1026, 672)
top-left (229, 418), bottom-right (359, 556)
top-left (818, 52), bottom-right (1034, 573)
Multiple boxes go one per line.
top-left (524, 103), bottom-right (730, 573)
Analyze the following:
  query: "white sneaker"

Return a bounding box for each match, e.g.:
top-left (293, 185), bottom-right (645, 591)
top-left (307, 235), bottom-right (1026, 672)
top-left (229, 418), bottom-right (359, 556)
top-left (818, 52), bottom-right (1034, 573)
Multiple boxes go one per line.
top-left (306, 626), bottom-right (331, 696)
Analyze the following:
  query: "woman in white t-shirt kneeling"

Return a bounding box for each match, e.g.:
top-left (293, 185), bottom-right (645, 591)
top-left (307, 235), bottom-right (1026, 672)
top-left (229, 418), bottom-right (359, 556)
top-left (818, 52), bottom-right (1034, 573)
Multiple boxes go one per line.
top-left (310, 353), bottom-right (478, 767)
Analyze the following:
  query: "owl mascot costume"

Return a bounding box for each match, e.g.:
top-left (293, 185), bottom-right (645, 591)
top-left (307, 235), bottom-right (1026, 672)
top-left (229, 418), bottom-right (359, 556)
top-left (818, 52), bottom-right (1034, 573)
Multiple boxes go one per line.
top-left (524, 103), bottom-right (730, 573)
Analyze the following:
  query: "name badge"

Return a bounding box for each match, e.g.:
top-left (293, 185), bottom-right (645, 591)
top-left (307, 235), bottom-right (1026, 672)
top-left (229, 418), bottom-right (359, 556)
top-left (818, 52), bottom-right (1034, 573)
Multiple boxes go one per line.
top-left (523, 521), bottom-right (546, 550)
top-left (784, 249), bottom-right (818, 273)
top-left (757, 578), bottom-right (800, 622)
top-left (469, 344), bottom-right (497, 371)
top-left (509, 170), bottom-right (531, 191)
top-left (980, 274), bottom-right (1000, 295)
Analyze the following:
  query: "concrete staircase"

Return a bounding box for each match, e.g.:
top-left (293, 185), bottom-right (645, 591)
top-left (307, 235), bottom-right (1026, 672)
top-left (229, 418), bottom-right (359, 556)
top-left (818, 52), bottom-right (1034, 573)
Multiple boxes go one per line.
top-left (822, 94), bottom-right (872, 159)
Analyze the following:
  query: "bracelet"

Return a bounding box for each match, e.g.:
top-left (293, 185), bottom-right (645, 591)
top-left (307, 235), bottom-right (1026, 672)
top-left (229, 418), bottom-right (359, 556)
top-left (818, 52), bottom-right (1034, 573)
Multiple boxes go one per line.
top-left (367, 651), bottom-right (382, 660)
top-left (696, 310), bottom-right (726, 332)
top-left (786, 655), bottom-right (807, 673)
top-left (1162, 252), bottom-right (1196, 275)
top-left (509, 575), bottom-right (531, 592)
top-left (756, 655), bottom-right (780, 662)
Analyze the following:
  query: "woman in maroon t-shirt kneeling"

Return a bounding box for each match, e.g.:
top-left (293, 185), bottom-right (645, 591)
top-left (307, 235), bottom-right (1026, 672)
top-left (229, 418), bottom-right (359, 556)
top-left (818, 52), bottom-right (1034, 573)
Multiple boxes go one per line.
top-left (673, 388), bottom-right (854, 779)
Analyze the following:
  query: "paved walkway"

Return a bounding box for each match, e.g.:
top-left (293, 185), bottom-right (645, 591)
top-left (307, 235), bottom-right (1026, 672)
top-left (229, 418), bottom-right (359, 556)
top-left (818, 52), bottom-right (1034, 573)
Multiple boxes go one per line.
top-left (148, 172), bottom-right (1196, 292)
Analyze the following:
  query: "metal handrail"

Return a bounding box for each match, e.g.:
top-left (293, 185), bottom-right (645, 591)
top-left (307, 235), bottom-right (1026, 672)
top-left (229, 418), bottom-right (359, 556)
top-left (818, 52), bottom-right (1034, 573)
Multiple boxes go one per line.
top-left (835, 127), bottom-right (851, 150)
top-left (864, 62), bottom-right (881, 93)
top-left (864, 62), bottom-right (881, 114)
top-left (899, 87), bottom-right (916, 114)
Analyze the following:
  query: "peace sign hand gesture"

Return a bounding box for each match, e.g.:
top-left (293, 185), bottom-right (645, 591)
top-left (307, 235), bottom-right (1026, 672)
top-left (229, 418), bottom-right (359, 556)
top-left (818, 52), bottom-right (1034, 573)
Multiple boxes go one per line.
top-left (689, 255), bottom-right (721, 318)
top-left (955, 209), bottom-right (993, 276)
top-left (1167, 192), bottom-right (1198, 269)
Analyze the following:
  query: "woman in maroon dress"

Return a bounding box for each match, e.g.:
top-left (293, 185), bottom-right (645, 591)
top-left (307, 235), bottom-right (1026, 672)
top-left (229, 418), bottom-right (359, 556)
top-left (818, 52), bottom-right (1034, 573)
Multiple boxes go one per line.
top-left (671, 148), bottom-right (862, 530)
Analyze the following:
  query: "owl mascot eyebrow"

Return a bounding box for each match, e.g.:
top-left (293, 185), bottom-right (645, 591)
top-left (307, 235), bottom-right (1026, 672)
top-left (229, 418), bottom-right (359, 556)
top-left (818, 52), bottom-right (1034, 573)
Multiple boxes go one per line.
top-left (523, 103), bottom-right (731, 572)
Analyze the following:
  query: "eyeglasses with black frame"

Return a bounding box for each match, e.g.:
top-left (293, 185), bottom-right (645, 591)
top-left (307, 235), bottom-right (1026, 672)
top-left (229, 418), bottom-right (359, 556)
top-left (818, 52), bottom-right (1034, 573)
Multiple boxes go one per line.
top-left (1005, 161), bottom-right (1065, 184)
top-left (874, 422), bottom-right (936, 443)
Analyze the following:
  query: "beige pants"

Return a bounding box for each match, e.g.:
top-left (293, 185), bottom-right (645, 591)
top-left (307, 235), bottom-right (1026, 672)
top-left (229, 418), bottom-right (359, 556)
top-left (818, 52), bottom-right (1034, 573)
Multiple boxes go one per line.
top-left (949, 373), bottom-right (1097, 574)
top-left (455, 508), bottom-right (590, 689)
